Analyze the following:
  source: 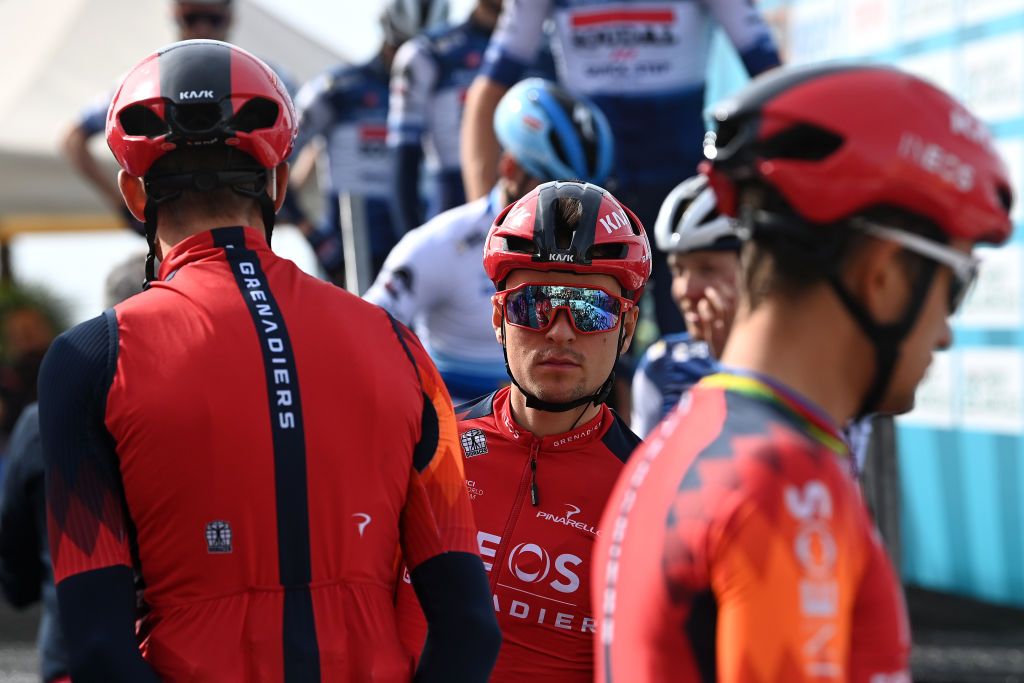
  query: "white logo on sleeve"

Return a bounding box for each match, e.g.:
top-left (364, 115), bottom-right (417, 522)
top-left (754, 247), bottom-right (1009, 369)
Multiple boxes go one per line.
top-left (353, 513), bottom-right (372, 537)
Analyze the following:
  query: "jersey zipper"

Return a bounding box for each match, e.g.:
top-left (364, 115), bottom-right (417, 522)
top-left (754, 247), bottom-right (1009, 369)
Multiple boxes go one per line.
top-left (529, 441), bottom-right (541, 507)
top-left (488, 437), bottom-right (542, 593)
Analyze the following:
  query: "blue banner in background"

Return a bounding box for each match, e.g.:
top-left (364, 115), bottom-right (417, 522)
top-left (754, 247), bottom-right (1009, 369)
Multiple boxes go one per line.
top-left (704, 0), bottom-right (1024, 608)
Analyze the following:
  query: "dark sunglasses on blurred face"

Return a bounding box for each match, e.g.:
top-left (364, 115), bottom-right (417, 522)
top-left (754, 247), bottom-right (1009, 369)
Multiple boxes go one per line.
top-left (179, 11), bottom-right (229, 29)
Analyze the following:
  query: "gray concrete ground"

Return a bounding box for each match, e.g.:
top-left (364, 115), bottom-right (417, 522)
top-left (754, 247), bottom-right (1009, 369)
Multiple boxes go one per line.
top-left (0, 601), bottom-right (38, 682)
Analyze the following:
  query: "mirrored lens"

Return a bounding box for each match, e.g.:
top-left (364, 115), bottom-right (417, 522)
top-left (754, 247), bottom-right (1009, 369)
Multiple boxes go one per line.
top-left (948, 266), bottom-right (978, 314)
top-left (504, 285), bottom-right (622, 333)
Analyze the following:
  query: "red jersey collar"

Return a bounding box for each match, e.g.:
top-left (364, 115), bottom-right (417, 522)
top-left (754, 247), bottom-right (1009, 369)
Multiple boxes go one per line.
top-left (492, 386), bottom-right (610, 450)
top-left (158, 226), bottom-right (267, 280)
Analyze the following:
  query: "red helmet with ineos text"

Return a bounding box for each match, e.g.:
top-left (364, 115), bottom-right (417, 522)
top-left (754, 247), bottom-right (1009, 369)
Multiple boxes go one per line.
top-left (106, 39), bottom-right (296, 177)
top-left (702, 62), bottom-right (1014, 244)
top-left (484, 181), bottom-right (652, 301)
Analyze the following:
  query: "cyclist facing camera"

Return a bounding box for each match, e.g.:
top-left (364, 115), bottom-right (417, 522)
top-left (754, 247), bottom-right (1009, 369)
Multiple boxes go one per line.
top-left (365, 78), bottom-right (614, 404)
top-left (395, 181), bottom-right (649, 682)
top-left (631, 174), bottom-right (741, 436)
top-left (595, 62), bottom-right (1013, 682)
top-left (38, 40), bottom-right (497, 683)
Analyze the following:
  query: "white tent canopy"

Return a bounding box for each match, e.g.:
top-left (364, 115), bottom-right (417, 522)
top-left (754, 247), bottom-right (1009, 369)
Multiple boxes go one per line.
top-left (0, 0), bottom-right (344, 214)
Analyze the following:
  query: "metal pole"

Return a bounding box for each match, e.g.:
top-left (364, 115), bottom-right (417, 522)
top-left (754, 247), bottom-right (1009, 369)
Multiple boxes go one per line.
top-left (339, 192), bottom-right (372, 295)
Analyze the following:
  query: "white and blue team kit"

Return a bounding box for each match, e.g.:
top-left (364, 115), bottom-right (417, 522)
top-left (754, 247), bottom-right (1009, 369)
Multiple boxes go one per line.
top-left (364, 188), bottom-right (507, 403)
top-left (480, 0), bottom-right (781, 189)
top-left (388, 17), bottom-right (556, 232)
top-left (630, 331), bottom-right (716, 437)
top-left (481, 0), bottom-right (781, 335)
top-left (294, 56), bottom-right (397, 273)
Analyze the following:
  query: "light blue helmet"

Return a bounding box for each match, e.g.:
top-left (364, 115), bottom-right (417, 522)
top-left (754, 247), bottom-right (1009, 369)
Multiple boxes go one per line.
top-left (494, 78), bottom-right (614, 186)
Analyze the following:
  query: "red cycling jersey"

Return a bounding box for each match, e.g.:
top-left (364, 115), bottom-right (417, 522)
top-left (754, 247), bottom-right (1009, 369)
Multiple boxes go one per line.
top-left (396, 386), bottom-right (640, 682)
top-left (593, 371), bottom-right (911, 683)
top-left (43, 226), bottom-right (477, 681)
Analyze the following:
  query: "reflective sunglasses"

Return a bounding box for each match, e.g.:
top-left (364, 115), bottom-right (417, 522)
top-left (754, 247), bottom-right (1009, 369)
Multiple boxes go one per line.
top-left (494, 283), bottom-right (634, 334)
top-left (851, 219), bottom-right (980, 314)
top-left (180, 11), bottom-right (229, 28)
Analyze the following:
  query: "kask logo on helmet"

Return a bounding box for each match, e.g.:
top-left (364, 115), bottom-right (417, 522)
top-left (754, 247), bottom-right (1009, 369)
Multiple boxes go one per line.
top-left (179, 90), bottom-right (215, 100)
top-left (598, 208), bottom-right (630, 234)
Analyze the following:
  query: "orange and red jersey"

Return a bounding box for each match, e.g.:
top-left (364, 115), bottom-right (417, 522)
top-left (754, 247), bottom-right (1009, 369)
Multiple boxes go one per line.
top-left (41, 226), bottom-right (477, 681)
top-left (396, 386), bottom-right (640, 682)
top-left (593, 370), bottom-right (911, 683)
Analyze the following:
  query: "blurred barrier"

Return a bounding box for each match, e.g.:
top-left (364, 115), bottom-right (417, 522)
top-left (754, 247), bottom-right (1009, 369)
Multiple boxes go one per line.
top-left (0, 213), bottom-right (122, 283)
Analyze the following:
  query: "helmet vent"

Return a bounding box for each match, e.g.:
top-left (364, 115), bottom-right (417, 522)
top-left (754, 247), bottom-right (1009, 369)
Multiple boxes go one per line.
top-left (758, 124), bottom-right (843, 161)
top-left (119, 105), bottom-right (170, 138)
top-left (231, 97), bottom-right (280, 133)
top-left (170, 102), bottom-right (224, 135)
top-left (503, 236), bottom-right (536, 254)
top-left (587, 243), bottom-right (628, 260)
top-left (997, 183), bottom-right (1013, 215)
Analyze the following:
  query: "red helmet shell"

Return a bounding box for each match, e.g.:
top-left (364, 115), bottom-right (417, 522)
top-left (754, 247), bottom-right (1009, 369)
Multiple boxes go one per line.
top-left (483, 181), bottom-right (652, 301)
top-left (106, 40), bottom-right (296, 177)
top-left (703, 63), bottom-right (1013, 244)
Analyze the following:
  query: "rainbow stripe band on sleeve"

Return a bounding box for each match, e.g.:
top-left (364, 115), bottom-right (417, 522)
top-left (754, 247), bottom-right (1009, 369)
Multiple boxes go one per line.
top-left (699, 371), bottom-right (850, 457)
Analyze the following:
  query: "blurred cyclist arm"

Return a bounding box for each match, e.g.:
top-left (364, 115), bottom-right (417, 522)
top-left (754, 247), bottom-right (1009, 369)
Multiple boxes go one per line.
top-left (460, 78), bottom-right (507, 201)
top-left (38, 316), bottom-right (160, 682)
top-left (389, 37), bottom-right (437, 234)
top-left (62, 96), bottom-right (142, 233)
top-left (460, 0), bottom-right (553, 200)
top-left (391, 320), bottom-right (500, 682)
top-left (707, 0), bottom-right (782, 76)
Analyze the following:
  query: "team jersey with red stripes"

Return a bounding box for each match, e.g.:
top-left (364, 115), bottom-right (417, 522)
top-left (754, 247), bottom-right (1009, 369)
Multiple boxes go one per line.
top-left (395, 386), bottom-right (641, 682)
top-left (42, 226), bottom-right (477, 681)
top-left (593, 370), bottom-right (911, 683)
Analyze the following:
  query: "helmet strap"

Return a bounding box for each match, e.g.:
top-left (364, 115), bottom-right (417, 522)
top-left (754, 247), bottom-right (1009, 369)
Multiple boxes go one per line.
top-left (140, 169), bottom-right (276, 289)
top-left (827, 258), bottom-right (938, 418)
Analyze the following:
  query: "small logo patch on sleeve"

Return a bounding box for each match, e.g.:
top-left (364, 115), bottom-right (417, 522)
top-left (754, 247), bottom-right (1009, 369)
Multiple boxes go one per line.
top-left (205, 520), bottom-right (233, 554)
top-left (460, 428), bottom-right (489, 458)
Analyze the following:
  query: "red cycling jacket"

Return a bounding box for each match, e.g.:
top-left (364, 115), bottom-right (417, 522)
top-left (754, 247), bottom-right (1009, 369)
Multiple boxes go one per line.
top-left (593, 371), bottom-right (911, 683)
top-left (42, 226), bottom-right (477, 681)
top-left (395, 386), bottom-right (640, 682)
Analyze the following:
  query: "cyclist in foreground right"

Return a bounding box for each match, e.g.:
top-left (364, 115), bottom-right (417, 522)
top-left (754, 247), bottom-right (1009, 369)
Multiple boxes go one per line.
top-left (594, 62), bottom-right (1013, 682)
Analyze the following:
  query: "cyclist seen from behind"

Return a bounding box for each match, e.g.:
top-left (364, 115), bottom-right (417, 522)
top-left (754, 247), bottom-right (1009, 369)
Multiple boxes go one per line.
top-left (395, 180), bottom-right (650, 682)
top-left (365, 77), bottom-right (614, 404)
top-left (38, 40), bottom-right (498, 682)
top-left (594, 63), bottom-right (1014, 682)
top-left (631, 174), bottom-right (741, 436)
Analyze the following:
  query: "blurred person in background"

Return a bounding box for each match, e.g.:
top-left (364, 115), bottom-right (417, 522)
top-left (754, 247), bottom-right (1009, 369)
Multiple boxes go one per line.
top-left (62, 0), bottom-right (298, 235)
top-left (291, 0), bottom-right (449, 284)
top-left (365, 77), bottom-right (614, 404)
top-left (0, 253), bottom-right (145, 683)
top-left (394, 180), bottom-right (649, 682)
top-left (387, 0), bottom-right (557, 234)
top-left (631, 174), bottom-right (740, 436)
top-left (594, 63), bottom-right (1013, 682)
top-left (0, 286), bottom-right (68, 447)
top-left (460, 0), bottom-right (781, 337)
top-left (40, 40), bottom-right (497, 681)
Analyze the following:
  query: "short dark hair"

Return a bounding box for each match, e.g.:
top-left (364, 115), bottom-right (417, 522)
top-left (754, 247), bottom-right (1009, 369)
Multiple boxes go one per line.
top-left (739, 184), bottom-right (944, 309)
top-left (146, 146), bottom-right (267, 225)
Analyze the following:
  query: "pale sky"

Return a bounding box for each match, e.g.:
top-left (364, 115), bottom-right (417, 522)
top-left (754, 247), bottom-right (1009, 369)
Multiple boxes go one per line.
top-left (251, 0), bottom-right (477, 62)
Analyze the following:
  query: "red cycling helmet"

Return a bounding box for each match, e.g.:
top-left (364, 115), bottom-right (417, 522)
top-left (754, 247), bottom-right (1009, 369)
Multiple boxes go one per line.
top-left (106, 39), bottom-right (296, 178)
top-left (702, 62), bottom-right (1013, 245)
top-left (484, 181), bottom-right (652, 302)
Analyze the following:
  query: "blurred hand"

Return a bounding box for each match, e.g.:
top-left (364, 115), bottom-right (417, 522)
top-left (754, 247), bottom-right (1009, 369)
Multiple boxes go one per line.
top-left (692, 282), bottom-right (737, 359)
